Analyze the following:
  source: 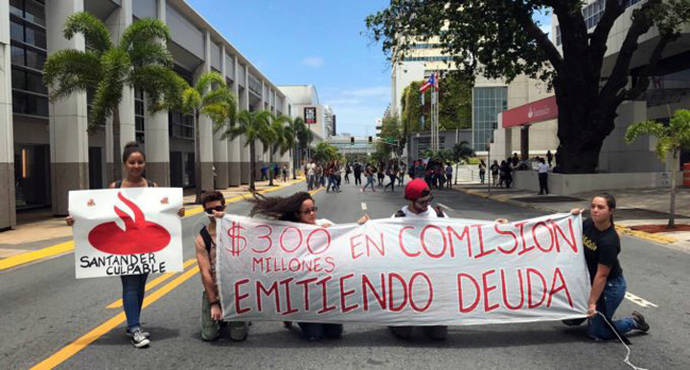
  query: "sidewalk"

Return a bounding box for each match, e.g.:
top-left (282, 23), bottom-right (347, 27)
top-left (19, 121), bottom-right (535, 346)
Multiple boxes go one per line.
top-left (0, 177), bottom-right (304, 260)
top-left (455, 182), bottom-right (690, 253)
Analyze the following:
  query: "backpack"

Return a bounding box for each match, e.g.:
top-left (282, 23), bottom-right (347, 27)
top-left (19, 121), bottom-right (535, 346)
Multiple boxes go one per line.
top-left (199, 225), bottom-right (214, 255)
top-left (395, 206), bottom-right (445, 218)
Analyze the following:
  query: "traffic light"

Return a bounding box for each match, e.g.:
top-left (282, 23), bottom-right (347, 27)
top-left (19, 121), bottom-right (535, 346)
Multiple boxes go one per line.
top-left (368, 136), bottom-right (372, 143)
top-left (350, 137), bottom-right (355, 145)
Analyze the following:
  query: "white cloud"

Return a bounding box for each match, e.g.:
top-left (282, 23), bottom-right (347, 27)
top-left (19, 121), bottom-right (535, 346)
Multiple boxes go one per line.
top-left (302, 57), bottom-right (324, 68)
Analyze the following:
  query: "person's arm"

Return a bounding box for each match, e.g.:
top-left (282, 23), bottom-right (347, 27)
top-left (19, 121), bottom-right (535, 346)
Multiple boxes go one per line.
top-left (587, 263), bottom-right (611, 317)
top-left (195, 235), bottom-right (221, 320)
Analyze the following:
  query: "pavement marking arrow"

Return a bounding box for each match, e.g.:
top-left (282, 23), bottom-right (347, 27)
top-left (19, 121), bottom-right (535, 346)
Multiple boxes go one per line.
top-left (625, 292), bottom-right (659, 308)
top-left (105, 258), bottom-right (198, 309)
top-left (361, 202), bottom-right (367, 211)
top-left (31, 265), bottom-right (201, 370)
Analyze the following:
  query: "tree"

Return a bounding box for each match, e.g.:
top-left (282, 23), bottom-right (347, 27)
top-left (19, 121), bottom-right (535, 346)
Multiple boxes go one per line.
top-left (452, 141), bottom-right (475, 164)
top-left (222, 110), bottom-right (272, 191)
top-left (296, 119), bottom-right (314, 164)
top-left (283, 116), bottom-right (303, 179)
top-left (625, 109), bottom-right (690, 228)
top-left (377, 114), bottom-right (405, 159)
top-left (367, 0), bottom-right (690, 173)
top-left (43, 12), bottom-right (185, 182)
top-left (266, 114), bottom-right (292, 186)
top-left (181, 71), bottom-right (236, 202)
top-left (312, 142), bottom-right (341, 163)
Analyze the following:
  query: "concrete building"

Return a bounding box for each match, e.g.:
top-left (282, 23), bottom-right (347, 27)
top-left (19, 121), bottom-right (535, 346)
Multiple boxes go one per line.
top-left (2, 0), bottom-right (294, 230)
top-left (279, 84), bottom-right (329, 142)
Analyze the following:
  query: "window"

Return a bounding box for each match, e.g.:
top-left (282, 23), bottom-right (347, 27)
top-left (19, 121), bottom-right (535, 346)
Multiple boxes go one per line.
top-left (12, 91), bottom-right (49, 117)
top-left (135, 89), bottom-right (145, 144)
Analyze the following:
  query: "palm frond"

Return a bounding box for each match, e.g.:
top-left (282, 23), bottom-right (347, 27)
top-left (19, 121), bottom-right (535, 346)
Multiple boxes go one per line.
top-left (624, 120), bottom-right (667, 144)
top-left (195, 71), bottom-right (227, 96)
top-left (128, 65), bottom-right (188, 112)
top-left (127, 42), bottom-right (173, 67)
top-left (64, 12), bottom-right (113, 53)
top-left (88, 48), bottom-right (130, 128)
top-left (119, 18), bottom-right (171, 51)
top-left (43, 49), bottom-right (102, 101)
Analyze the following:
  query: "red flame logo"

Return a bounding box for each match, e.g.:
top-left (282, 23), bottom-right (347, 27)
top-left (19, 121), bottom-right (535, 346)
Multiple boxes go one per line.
top-left (88, 192), bottom-right (171, 255)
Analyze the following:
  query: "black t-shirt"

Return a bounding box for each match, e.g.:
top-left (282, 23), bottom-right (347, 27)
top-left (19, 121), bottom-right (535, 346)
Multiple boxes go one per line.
top-left (582, 218), bottom-right (622, 282)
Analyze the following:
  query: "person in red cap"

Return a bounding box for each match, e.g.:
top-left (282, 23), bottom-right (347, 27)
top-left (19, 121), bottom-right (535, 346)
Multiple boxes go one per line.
top-left (388, 178), bottom-right (448, 340)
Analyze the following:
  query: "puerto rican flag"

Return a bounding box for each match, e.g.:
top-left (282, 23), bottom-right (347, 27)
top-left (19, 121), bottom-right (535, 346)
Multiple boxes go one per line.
top-left (419, 73), bottom-right (438, 93)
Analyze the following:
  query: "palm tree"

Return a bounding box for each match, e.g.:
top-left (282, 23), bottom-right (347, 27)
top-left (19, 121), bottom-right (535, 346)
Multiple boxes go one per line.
top-left (452, 141), bottom-right (475, 184)
top-left (625, 109), bottom-right (690, 228)
top-left (283, 116), bottom-right (302, 179)
top-left (222, 110), bottom-right (272, 191)
top-left (267, 115), bottom-right (291, 186)
top-left (296, 119), bottom-right (314, 167)
top-left (43, 12), bottom-right (185, 182)
top-left (180, 71), bottom-right (236, 203)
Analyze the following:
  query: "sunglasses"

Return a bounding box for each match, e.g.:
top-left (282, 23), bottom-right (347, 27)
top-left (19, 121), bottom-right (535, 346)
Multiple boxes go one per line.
top-left (204, 205), bottom-right (226, 214)
top-left (415, 195), bottom-right (434, 205)
top-left (299, 207), bottom-right (318, 215)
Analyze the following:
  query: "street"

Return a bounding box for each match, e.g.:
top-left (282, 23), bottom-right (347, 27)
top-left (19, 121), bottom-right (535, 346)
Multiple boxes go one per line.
top-left (1, 180), bottom-right (688, 369)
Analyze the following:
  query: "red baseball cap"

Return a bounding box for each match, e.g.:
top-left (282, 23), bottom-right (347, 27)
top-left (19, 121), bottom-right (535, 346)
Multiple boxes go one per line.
top-left (405, 179), bottom-right (431, 201)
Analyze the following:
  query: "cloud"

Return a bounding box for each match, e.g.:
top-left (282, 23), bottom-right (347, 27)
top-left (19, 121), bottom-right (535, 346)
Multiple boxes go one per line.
top-left (302, 57), bottom-right (324, 68)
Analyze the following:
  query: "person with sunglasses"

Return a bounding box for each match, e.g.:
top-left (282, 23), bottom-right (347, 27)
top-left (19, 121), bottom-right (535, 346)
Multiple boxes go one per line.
top-left (249, 191), bottom-right (368, 341)
top-left (195, 191), bottom-right (249, 342)
top-left (386, 178), bottom-right (448, 340)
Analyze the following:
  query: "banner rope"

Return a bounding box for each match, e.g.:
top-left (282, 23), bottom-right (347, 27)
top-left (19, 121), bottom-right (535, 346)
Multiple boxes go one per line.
top-left (596, 311), bottom-right (646, 370)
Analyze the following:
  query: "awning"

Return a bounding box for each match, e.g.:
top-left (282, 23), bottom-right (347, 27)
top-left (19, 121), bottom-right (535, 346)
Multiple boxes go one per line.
top-left (502, 96), bottom-right (558, 128)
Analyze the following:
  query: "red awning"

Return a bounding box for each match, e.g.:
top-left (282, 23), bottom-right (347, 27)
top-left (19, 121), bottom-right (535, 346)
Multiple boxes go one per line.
top-left (502, 96), bottom-right (558, 128)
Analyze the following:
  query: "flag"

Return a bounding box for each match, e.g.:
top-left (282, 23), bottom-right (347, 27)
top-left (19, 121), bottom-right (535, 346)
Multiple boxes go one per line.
top-left (419, 73), bottom-right (436, 93)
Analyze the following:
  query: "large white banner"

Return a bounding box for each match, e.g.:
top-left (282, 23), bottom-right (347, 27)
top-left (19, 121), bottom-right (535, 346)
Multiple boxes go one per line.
top-left (69, 188), bottom-right (183, 279)
top-left (217, 214), bottom-right (590, 325)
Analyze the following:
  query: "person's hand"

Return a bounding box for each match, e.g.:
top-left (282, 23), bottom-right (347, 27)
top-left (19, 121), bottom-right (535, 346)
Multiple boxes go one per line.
top-left (65, 215), bottom-right (74, 226)
top-left (211, 303), bottom-right (222, 321)
top-left (357, 214), bottom-right (370, 225)
top-left (320, 222), bottom-right (333, 228)
top-left (570, 208), bottom-right (584, 215)
top-left (177, 207), bottom-right (185, 217)
top-left (494, 218), bottom-right (508, 224)
top-left (587, 303), bottom-right (597, 318)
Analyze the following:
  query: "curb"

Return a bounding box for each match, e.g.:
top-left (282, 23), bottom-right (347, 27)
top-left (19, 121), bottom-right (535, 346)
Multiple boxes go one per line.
top-left (455, 187), bottom-right (677, 245)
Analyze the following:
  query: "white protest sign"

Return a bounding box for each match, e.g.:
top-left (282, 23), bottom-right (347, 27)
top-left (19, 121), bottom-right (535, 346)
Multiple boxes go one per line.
top-left (217, 214), bottom-right (590, 325)
top-left (69, 188), bottom-right (183, 279)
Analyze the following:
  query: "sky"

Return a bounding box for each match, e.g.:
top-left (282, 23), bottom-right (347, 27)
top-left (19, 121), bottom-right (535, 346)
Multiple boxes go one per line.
top-left (186, 1), bottom-right (554, 137)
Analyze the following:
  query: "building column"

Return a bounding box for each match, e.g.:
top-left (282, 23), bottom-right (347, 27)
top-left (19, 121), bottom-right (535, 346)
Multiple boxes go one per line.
top-left (144, 0), bottom-right (170, 185)
top-left (47, 0), bottom-right (89, 216)
top-left (213, 44), bottom-right (229, 189)
top-left (196, 31), bottom-right (215, 191)
top-left (0, 1), bottom-right (16, 229)
top-left (228, 54), bottom-right (241, 186)
top-left (240, 64), bottom-right (250, 184)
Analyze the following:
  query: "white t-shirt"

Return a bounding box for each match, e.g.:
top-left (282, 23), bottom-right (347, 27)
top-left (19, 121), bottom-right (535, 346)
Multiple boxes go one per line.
top-left (537, 163), bottom-right (549, 174)
top-left (307, 163), bottom-right (315, 176)
top-left (391, 205), bottom-right (447, 218)
top-left (316, 218), bottom-right (334, 227)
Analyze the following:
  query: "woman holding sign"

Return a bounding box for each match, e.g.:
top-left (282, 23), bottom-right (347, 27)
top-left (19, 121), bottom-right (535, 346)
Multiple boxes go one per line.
top-left (66, 142), bottom-right (185, 348)
top-left (249, 192), bottom-right (368, 341)
top-left (566, 193), bottom-right (650, 340)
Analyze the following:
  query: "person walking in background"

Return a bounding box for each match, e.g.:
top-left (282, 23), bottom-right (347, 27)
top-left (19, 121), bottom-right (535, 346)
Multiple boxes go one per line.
top-left (384, 166), bottom-right (397, 192)
top-left (537, 157), bottom-right (549, 195)
top-left (547, 149), bottom-right (554, 167)
top-left (361, 165), bottom-right (376, 192)
top-left (306, 160), bottom-right (316, 190)
top-left (490, 160), bottom-right (499, 186)
top-left (445, 163), bottom-right (453, 189)
top-left (377, 165), bottom-right (386, 187)
top-left (478, 160), bottom-right (486, 184)
top-left (398, 164), bottom-right (406, 187)
top-left (501, 159), bottom-right (513, 188)
top-left (353, 162), bottom-right (362, 186)
top-left (344, 163), bottom-right (351, 184)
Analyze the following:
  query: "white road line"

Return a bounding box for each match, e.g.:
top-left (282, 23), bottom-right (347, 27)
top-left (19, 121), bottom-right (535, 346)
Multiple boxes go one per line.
top-left (437, 202), bottom-right (454, 211)
top-left (625, 292), bottom-right (659, 308)
top-left (361, 202), bottom-right (367, 211)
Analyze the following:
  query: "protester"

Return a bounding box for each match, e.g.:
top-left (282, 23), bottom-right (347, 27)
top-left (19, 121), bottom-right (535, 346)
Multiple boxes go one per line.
top-left (564, 194), bottom-right (650, 340)
top-left (65, 142), bottom-right (184, 348)
top-left (478, 160), bottom-right (486, 184)
top-left (306, 160), bottom-right (316, 190)
top-left (500, 159), bottom-right (513, 188)
top-left (249, 192), bottom-right (368, 341)
top-left (490, 160), bottom-right (499, 186)
top-left (326, 164), bottom-right (335, 193)
top-left (260, 164), bottom-right (268, 181)
top-left (361, 165), bottom-right (376, 192)
top-left (195, 191), bottom-right (248, 341)
top-left (415, 160), bottom-right (425, 179)
top-left (274, 163), bottom-right (281, 183)
top-left (387, 178), bottom-right (448, 340)
top-left (511, 152), bottom-right (520, 167)
top-left (537, 157), bottom-right (549, 195)
top-left (344, 163), bottom-right (351, 184)
top-left (353, 162), bottom-right (362, 186)
top-left (547, 149), bottom-right (554, 167)
top-left (445, 163), bottom-right (453, 189)
top-left (282, 164), bottom-right (288, 182)
top-left (377, 165), bottom-right (386, 187)
top-left (384, 166), bottom-right (397, 192)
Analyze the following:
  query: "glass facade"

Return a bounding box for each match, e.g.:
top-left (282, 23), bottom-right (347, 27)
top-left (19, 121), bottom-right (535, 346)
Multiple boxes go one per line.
top-left (555, 0), bottom-right (643, 46)
top-left (472, 86), bottom-right (507, 151)
top-left (134, 88), bottom-right (145, 144)
top-left (10, 0), bottom-right (48, 117)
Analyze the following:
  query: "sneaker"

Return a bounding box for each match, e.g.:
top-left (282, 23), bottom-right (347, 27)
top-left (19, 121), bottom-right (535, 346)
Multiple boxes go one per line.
top-left (229, 321), bottom-right (248, 341)
top-left (126, 328), bottom-right (150, 339)
top-left (632, 311), bottom-right (649, 332)
top-left (130, 328), bottom-right (150, 348)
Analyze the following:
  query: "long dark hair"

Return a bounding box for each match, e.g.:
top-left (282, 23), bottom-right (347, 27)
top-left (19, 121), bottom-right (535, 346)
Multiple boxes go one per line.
top-left (249, 192), bottom-right (313, 222)
top-left (592, 192), bottom-right (616, 225)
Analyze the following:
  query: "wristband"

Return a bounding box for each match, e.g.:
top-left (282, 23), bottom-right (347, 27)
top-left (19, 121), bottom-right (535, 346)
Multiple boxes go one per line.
top-left (209, 300), bottom-right (220, 306)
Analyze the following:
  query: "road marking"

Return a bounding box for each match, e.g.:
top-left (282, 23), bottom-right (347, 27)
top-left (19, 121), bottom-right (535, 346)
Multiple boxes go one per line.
top-left (625, 292), bottom-right (659, 308)
top-left (31, 265), bottom-right (200, 370)
top-left (105, 259), bottom-right (198, 309)
top-left (1, 179), bottom-right (305, 271)
top-left (361, 202), bottom-right (367, 211)
top-left (437, 202), bottom-right (454, 211)
top-left (0, 241), bottom-right (74, 272)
